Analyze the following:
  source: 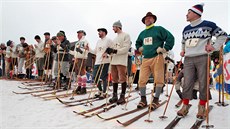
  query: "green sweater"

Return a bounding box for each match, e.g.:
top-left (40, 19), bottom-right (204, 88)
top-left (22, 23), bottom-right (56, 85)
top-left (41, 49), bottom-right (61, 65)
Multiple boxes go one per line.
top-left (135, 26), bottom-right (174, 58)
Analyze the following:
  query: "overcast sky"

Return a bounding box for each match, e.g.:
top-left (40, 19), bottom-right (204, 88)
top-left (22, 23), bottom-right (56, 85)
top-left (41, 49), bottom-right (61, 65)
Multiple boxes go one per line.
top-left (0, 0), bottom-right (229, 61)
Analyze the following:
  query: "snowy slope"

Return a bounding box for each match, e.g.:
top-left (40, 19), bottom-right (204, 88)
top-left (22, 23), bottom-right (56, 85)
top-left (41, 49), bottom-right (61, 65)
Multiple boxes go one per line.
top-left (0, 80), bottom-right (229, 129)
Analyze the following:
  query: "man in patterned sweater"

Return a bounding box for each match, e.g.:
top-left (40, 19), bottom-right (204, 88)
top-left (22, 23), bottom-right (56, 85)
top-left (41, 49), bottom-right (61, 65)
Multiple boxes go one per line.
top-left (135, 12), bottom-right (174, 109)
top-left (69, 30), bottom-right (89, 94)
top-left (177, 3), bottom-right (227, 119)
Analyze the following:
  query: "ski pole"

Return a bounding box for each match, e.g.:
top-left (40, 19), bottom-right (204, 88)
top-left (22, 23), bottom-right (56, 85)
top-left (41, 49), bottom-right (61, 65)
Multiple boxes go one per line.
top-left (144, 84), bottom-right (155, 123)
top-left (165, 62), bottom-right (169, 97)
top-left (122, 65), bottom-right (137, 110)
top-left (44, 50), bottom-right (51, 84)
top-left (220, 46), bottom-right (229, 107)
top-left (215, 45), bottom-right (223, 106)
top-left (54, 45), bottom-right (66, 94)
top-left (65, 57), bottom-right (78, 95)
top-left (159, 57), bottom-right (183, 119)
top-left (104, 56), bottom-right (112, 110)
top-left (201, 53), bottom-right (214, 129)
top-left (70, 49), bottom-right (86, 100)
top-left (85, 62), bottom-right (105, 106)
top-left (41, 50), bottom-right (49, 83)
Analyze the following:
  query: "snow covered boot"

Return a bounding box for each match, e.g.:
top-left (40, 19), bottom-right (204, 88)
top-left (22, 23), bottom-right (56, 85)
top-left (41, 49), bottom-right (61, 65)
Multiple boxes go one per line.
top-left (149, 97), bottom-right (159, 110)
top-left (117, 93), bottom-right (126, 105)
top-left (176, 90), bottom-right (183, 99)
top-left (196, 104), bottom-right (206, 119)
top-left (177, 104), bottom-right (190, 116)
top-left (137, 96), bottom-right (147, 109)
top-left (192, 90), bottom-right (198, 99)
top-left (109, 93), bottom-right (118, 103)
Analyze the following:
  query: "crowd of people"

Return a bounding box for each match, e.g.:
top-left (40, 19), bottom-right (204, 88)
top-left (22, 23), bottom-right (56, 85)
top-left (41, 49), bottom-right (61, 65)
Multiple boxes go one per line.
top-left (0, 3), bottom-right (230, 120)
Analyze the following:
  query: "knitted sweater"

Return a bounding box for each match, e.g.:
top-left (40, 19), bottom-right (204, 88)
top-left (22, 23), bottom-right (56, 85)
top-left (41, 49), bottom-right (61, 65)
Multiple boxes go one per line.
top-left (110, 32), bottom-right (131, 66)
top-left (182, 18), bottom-right (227, 57)
top-left (5, 46), bottom-right (12, 58)
top-left (136, 26), bottom-right (174, 58)
top-left (53, 38), bottom-right (70, 62)
top-left (35, 41), bottom-right (45, 58)
top-left (93, 37), bottom-right (113, 65)
top-left (69, 36), bottom-right (89, 59)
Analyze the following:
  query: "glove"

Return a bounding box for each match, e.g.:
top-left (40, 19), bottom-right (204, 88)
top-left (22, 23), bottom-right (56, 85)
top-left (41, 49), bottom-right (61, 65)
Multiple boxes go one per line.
top-left (105, 47), bottom-right (117, 54)
top-left (156, 47), bottom-right (167, 54)
top-left (76, 47), bottom-right (83, 54)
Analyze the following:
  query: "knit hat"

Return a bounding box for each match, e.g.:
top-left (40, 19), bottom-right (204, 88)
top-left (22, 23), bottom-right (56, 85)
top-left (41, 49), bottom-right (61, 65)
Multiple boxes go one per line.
top-left (142, 12), bottom-right (157, 24)
top-left (97, 28), bottom-right (108, 35)
top-left (77, 30), bottom-right (86, 36)
top-left (56, 32), bottom-right (65, 37)
top-left (189, 3), bottom-right (204, 16)
top-left (113, 20), bottom-right (122, 28)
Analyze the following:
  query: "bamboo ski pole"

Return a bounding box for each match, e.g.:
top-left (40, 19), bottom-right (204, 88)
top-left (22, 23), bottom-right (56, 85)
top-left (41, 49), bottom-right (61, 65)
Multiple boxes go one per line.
top-left (220, 46), bottom-right (229, 107)
top-left (159, 57), bottom-right (183, 119)
top-left (65, 57), bottom-right (78, 95)
top-left (54, 45), bottom-right (66, 94)
top-left (85, 62), bottom-right (104, 106)
top-left (70, 49), bottom-right (86, 100)
top-left (201, 53), bottom-right (214, 129)
top-left (43, 50), bottom-right (51, 85)
top-left (144, 86), bottom-right (155, 122)
top-left (122, 68), bottom-right (137, 110)
top-left (104, 56), bottom-right (112, 110)
top-left (41, 51), bottom-right (49, 83)
top-left (165, 62), bottom-right (169, 97)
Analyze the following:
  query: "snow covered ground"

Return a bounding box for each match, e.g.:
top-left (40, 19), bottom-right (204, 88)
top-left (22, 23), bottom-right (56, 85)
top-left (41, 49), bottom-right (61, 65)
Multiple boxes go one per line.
top-left (0, 80), bottom-right (229, 129)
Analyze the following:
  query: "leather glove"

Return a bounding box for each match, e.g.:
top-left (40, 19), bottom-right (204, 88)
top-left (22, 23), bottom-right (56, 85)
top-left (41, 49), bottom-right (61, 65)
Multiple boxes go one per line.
top-left (76, 47), bottom-right (83, 54)
top-left (156, 47), bottom-right (167, 54)
top-left (105, 47), bottom-right (117, 54)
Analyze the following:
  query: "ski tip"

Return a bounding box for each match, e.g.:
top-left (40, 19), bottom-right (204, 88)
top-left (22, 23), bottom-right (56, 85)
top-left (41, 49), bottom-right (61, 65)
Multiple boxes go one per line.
top-left (96, 114), bottom-right (104, 119)
top-left (12, 91), bottom-right (18, 94)
top-left (116, 120), bottom-right (123, 124)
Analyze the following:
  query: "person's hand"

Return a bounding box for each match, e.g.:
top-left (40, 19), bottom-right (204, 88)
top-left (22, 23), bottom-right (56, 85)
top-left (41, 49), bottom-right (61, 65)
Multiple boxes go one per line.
top-left (76, 47), bottom-right (83, 54)
top-left (138, 47), bottom-right (143, 52)
top-left (102, 53), bottom-right (108, 58)
top-left (56, 39), bottom-right (61, 45)
top-left (34, 44), bottom-right (38, 48)
top-left (180, 50), bottom-right (185, 57)
top-left (205, 44), bottom-right (215, 53)
top-left (85, 44), bottom-right (89, 50)
top-left (156, 47), bottom-right (167, 54)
